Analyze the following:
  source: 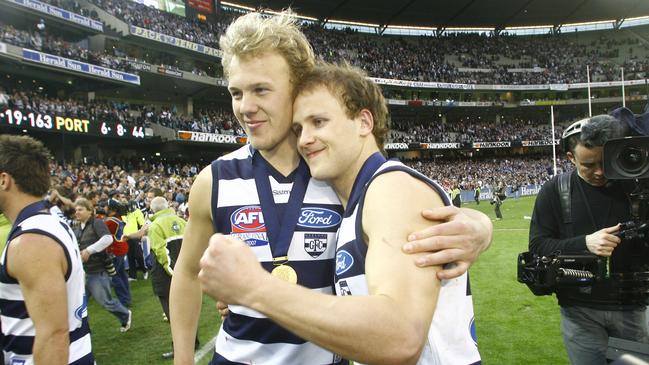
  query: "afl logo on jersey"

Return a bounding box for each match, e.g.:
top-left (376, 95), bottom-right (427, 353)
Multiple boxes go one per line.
top-left (297, 208), bottom-right (342, 229)
top-left (336, 250), bottom-right (354, 275)
top-left (231, 206), bottom-right (266, 233)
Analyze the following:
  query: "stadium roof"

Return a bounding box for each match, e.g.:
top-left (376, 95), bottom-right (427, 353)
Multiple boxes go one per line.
top-left (224, 0), bottom-right (649, 31)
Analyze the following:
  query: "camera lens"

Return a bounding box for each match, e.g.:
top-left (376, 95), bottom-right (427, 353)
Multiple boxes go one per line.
top-left (617, 146), bottom-right (649, 174)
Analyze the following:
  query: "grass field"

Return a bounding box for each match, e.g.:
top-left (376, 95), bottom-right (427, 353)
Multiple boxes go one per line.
top-left (469, 196), bottom-right (569, 364)
top-left (87, 195), bottom-right (570, 364)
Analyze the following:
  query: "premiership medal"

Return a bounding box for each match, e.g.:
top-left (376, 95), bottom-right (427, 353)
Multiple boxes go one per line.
top-left (271, 264), bottom-right (298, 284)
top-left (253, 153), bottom-right (310, 288)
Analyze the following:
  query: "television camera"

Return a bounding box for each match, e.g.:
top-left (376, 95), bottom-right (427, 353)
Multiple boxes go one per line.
top-left (517, 106), bottom-right (649, 304)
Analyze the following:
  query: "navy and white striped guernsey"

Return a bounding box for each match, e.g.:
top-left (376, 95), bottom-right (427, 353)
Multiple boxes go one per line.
top-left (0, 200), bottom-right (94, 365)
top-left (334, 156), bottom-right (482, 365)
top-left (209, 145), bottom-right (347, 365)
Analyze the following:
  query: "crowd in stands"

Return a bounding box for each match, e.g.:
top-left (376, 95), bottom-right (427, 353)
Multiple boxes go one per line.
top-left (405, 155), bottom-right (573, 193)
top-left (141, 105), bottom-right (244, 135)
top-left (90, 0), bottom-right (238, 48)
top-left (146, 106), bottom-right (241, 135)
top-left (0, 22), bottom-right (213, 76)
top-left (390, 117), bottom-right (566, 143)
top-left (5, 0), bottom-right (649, 86)
top-left (66, 0), bottom-right (649, 86)
top-left (307, 25), bottom-right (649, 84)
top-left (0, 21), bottom-right (131, 70)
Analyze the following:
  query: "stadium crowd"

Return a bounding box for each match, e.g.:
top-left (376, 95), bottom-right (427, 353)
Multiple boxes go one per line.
top-left (0, 22), bottom-right (213, 77)
top-left (78, 0), bottom-right (649, 85)
top-left (308, 25), bottom-right (648, 84)
top-left (89, 0), bottom-right (238, 48)
top-left (4, 5), bottom-right (648, 86)
top-left (391, 117), bottom-right (565, 143)
top-left (0, 21), bottom-right (129, 71)
top-left (143, 105), bottom-right (244, 136)
top-left (406, 155), bottom-right (573, 193)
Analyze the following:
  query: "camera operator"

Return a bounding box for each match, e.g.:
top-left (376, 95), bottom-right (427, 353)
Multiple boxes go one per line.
top-left (529, 114), bottom-right (649, 365)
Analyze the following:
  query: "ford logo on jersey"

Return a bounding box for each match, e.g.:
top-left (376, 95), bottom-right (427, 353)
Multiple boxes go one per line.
top-left (336, 250), bottom-right (354, 275)
top-left (74, 302), bottom-right (88, 321)
top-left (230, 206), bottom-right (266, 232)
top-left (297, 208), bottom-right (342, 229)
top-left (469, 316), bottom-right (478, 346)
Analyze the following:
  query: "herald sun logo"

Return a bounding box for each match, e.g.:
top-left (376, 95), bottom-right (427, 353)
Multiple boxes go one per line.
top-left (297, 208), bottom-right (342, 229)
top-left (336, 250), bottom-right (354, 275)
top-left (230, 206), bottom-right (266, 233)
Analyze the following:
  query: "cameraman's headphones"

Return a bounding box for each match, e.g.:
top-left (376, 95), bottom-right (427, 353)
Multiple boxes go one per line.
top-left (560, 118), bottom-right (589, 152)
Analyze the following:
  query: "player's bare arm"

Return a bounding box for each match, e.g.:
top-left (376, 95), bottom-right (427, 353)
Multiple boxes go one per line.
top-left (406, 206), bottom-right (493, 279)
top-left (8, 233), bottom-right (70, 365)
top-left (170, 165), bottom-right (214, 365)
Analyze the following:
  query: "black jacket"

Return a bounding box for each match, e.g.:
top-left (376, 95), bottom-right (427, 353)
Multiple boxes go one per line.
top-left (73, 217), bottom-right (111, 274)
top-left (529, 169), bottom-right (647, 309)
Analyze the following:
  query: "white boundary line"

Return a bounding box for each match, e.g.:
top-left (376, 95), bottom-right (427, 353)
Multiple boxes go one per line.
top-left (194, 335), bottom-right (218, 364)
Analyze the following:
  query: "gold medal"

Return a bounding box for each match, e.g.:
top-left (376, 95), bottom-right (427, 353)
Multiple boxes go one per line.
top-left (271, 264), bottom-right (298, 284)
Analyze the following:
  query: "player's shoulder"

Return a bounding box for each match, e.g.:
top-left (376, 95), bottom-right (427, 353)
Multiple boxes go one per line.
top-left (365, 169), bottom-right (442, 213)
top-left (8, 232), bottom-right (66, 263)
top-left (216, 144), bottom-right (252, 162)
top-left (192, 165), bottom-right (213, 192)
top-left (367, 168), bottom-right (433, 196)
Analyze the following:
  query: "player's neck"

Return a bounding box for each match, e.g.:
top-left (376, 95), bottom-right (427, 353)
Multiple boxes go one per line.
top-left (259, 135), bottom-right (300, 177)
top-left (2, 193), bottom-right (43, 224)
top-left (332, 146), bottom-right (381, 209)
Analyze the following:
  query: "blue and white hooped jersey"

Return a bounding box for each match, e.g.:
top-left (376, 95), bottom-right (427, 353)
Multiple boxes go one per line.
top-left (210, 145), bottom-right (346, 365)
top-left (334, 158), bottom-right (481, 365)
top-left (0, 201), bottom-right (94, 365)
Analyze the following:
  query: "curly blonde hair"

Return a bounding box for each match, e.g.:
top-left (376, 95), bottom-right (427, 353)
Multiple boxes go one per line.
top-left (219, 10), bottom-right (315, 86)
